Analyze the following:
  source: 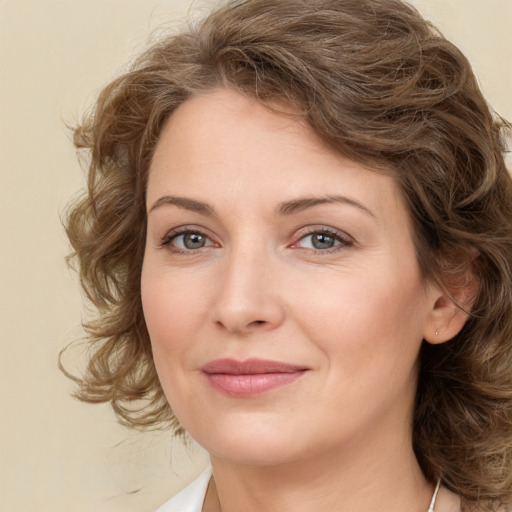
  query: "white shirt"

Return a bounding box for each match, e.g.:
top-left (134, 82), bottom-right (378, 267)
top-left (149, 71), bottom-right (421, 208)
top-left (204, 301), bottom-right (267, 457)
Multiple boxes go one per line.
top-left (156, 468), bottom-right (213, 512)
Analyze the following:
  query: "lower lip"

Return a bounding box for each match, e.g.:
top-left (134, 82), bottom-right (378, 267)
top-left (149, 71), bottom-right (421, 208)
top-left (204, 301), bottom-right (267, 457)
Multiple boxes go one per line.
top-left (204, 371), bottom-right (306, 397)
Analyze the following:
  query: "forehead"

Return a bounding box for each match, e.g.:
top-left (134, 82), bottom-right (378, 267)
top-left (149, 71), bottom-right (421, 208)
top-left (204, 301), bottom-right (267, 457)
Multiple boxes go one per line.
top-left (150, 90), bottom-right (324, 179)
top-left (147, 89), bottom-right (404, 221)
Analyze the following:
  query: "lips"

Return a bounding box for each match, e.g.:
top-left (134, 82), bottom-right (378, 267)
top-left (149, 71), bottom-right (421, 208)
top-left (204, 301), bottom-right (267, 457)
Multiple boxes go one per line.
top-left (201, 358), bottom-right (309, 397)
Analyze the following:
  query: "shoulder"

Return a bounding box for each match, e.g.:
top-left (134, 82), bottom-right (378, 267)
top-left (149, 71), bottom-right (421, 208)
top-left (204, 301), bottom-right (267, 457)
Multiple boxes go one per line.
top-left (440, 486), bottom-right (512, 512)
top-left (155, 468), bottom-right (213, 512)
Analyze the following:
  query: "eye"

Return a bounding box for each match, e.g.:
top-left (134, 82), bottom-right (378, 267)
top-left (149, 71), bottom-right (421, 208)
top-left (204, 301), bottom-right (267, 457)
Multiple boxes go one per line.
top-left (293, 229), bottom-right (353, 251)
top-left (161, 230), bottom-right (216, 251)
top-left (301, 232), bottom-right (339, 250)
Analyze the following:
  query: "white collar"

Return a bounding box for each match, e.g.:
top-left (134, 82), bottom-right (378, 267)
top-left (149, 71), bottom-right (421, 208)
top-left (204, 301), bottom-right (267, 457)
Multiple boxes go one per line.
top-left (155, 467), bottom-right (212, 512)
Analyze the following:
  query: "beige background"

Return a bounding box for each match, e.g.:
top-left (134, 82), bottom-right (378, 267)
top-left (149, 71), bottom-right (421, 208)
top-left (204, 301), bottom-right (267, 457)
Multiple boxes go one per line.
top-left (1, 1), bottom-right (510, 511)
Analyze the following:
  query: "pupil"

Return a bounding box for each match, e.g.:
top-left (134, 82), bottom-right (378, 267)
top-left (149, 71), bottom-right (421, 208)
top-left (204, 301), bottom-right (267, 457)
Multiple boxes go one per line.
top-left (184, 233), bottom-right (205, 249)
top-left (312, 233), bottom-right (334, 249)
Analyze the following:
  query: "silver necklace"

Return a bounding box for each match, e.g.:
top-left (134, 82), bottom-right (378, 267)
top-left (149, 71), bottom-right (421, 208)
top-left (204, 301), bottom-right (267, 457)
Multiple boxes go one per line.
top-left (427, 480), bottom-right (442, 512)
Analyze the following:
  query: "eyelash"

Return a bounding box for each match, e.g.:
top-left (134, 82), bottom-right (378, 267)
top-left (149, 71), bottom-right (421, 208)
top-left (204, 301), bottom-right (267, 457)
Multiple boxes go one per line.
top-left (160, 227), bottom-right (217, 254)
top-left (291, 227), bottom-right (353, 253)
top-left (159, 227), bottom-right (354, 255)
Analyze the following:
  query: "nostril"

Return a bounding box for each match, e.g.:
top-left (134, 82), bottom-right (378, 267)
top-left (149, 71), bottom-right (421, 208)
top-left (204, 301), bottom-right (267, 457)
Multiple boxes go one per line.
top-left (215, 319), bottom-right (266, 331)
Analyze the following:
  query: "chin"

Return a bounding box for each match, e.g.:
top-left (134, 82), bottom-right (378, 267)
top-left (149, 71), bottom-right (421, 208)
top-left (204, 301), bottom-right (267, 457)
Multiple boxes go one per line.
top-left (184, 414), bottom-right (312, 467)
top-left (205, 439), bottom-right (304, 467)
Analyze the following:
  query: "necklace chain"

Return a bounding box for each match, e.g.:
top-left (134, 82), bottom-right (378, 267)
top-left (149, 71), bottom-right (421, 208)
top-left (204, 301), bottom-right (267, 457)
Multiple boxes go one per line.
top-left (427, 480), bottom-right (442, 512)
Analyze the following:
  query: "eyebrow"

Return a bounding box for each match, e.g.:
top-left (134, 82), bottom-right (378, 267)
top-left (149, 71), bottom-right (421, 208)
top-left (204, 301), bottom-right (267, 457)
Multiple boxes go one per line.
top-left (149, 195), bottom-right (216, 216)
top-left (148, 193), bottom-right (374, 218)
top-left (277, 195), bottom-right (375, 217)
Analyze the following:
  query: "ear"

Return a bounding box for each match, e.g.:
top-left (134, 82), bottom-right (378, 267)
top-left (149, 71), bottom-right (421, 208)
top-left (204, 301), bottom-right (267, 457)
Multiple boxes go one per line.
top-left (423, 253), bottom-right (479, 345)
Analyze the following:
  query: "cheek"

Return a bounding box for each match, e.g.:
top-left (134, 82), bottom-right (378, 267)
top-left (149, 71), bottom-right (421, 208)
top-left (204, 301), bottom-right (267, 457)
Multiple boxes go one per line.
top-left (141, 265), bottom-right (204, 366)
top-left (288, 265), bottom-right (428, 373)
top-left (140, 266), bottom-right (207, 418)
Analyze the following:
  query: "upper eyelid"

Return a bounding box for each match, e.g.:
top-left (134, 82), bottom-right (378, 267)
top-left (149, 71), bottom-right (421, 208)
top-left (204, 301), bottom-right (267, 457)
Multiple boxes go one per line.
top-left (161, 225), bottom-right (213, 238)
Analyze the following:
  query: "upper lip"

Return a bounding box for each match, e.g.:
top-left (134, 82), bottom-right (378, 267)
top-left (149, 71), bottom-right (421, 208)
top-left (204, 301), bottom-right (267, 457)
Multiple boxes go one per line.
top-left (201, 358), bottom-right (309, 375)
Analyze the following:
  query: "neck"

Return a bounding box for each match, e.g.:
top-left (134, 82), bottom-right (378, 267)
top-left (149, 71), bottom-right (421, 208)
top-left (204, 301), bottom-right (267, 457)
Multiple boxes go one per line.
top-left (207, 427), bottom-right (434, 512)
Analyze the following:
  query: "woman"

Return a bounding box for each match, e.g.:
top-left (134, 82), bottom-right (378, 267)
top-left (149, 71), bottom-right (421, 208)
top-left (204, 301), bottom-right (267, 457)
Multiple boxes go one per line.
top-left (64, 0), bottom-right (512, 511)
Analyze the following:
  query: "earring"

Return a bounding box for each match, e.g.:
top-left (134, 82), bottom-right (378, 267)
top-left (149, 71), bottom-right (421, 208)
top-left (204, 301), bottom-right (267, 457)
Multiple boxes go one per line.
top-left (435, 330), bottom-right (439, 336)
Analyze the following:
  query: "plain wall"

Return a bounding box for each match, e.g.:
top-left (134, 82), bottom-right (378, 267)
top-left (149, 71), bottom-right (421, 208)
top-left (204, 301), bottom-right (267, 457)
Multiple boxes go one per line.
top-left (1, 1), bottom-right (510, 511)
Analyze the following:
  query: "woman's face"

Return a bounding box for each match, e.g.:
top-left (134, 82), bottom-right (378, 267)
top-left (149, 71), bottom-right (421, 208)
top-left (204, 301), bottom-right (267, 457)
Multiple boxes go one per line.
top-left (142, 89), bottom-right (441, 466)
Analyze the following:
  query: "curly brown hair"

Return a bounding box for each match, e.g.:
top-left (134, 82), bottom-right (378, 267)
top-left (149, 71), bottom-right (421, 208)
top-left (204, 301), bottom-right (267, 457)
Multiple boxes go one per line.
top-left (63, 0), bottom-right (512, 509)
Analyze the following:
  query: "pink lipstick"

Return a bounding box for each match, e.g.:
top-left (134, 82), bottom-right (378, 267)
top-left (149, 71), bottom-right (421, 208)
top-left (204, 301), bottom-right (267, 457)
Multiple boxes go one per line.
top-left (201, 358), bottom-right (308, 397)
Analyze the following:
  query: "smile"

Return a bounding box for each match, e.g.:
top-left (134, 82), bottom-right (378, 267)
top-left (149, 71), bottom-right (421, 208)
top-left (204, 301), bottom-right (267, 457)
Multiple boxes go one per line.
top-left (201, 358), bottom-right (309, 397)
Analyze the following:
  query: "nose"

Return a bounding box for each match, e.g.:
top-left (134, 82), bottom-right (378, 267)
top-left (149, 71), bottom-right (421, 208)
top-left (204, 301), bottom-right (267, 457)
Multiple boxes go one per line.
top-left (211, 247), bottom-right (286, 335)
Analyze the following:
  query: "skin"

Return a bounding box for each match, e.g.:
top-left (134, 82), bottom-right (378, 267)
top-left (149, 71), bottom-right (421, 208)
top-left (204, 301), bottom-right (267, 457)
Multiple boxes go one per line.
top-left (141, 89), bottom-right (466, 512)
